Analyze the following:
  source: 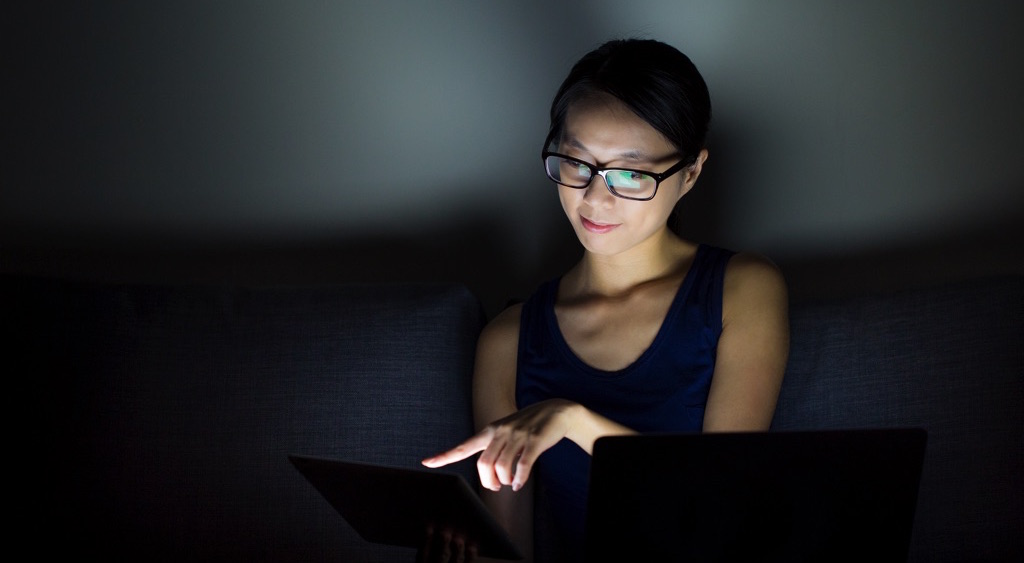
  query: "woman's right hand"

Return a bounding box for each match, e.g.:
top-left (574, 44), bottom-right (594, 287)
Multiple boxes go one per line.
top-left (422, 399), bottom-right (580, 492)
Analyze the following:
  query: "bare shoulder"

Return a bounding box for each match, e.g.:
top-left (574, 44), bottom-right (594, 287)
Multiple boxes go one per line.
top-left (704, 252), bottom-right (789, 431)
top-left (477, 302), bottom-right (523, 358)
top-left (725, 251), bottom-right (786, 288)
top-left (472, 302), bottom-right (523, 428)
top-left (723, 251), bottom-right (788, 320)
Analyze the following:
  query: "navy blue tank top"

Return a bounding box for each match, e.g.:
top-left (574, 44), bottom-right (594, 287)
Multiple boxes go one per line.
top-left (515, 244), bottom-right (734, 553)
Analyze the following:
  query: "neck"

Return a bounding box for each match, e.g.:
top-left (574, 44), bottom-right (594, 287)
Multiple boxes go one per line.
top-left (567, 228), bottom-right (694, 297)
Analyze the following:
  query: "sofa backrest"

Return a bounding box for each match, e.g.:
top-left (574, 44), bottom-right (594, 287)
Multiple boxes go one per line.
top-left (773, 276), bottom-right (1023, 562)
top-left (6, 276), bottom-right (483, 562)
top-left (9, 272), bottom-right (1020, 562)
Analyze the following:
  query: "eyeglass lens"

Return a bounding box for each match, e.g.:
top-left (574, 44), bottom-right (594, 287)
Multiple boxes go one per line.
top-left (544, 155), bottom-right (657, 199)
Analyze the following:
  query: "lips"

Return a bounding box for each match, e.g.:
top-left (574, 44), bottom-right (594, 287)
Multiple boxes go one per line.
top-left (580, 215), bottom-right (620, 234)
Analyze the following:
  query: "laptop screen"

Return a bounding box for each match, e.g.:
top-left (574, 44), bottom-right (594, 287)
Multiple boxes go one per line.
top-left (584, 429), bottom-right (926, 562)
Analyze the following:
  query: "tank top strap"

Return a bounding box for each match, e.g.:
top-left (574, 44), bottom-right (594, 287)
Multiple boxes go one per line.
top-left (686, 244), bottom-right (735, 337)
top-left (517, 277), bottom-right (559, 367)
top-left (518, 244), bottom-right (735, 373)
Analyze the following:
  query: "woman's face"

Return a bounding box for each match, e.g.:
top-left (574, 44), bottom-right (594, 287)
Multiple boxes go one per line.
top-left (554, 94), bottom-right (705, 258)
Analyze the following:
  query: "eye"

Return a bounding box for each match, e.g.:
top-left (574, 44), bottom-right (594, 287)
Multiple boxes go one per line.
top-left (607, 169), bottom-right (653, 189)
top-left (561, 157), bottom-right (591, 178)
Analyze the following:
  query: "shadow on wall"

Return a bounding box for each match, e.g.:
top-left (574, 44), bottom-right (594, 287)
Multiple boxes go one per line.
top-left (0, 209), bottom-right (581, 320)
top-left (776, 209), bottom-right (1024, 304)
top-left (0, 129), bottom-right (730, 320)
top-left (3, 204), bottom-right (1021, 320)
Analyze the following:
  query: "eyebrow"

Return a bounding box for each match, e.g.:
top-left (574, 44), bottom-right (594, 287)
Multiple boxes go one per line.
top-left (562, 135), bottom-right (654, 163)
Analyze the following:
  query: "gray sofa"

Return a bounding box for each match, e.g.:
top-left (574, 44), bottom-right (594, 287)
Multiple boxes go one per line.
top-left (5, 274), bottom-right (1021, 562)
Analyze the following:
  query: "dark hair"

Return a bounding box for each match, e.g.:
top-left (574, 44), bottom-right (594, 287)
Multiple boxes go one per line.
top-left (546, 39), bottom-right (711, 166)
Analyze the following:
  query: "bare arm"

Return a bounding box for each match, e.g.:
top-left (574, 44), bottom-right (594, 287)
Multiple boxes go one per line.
top-left (703, 252), bottom-right (790, 432)
top-left (462, 305), bottom-right (535, 561)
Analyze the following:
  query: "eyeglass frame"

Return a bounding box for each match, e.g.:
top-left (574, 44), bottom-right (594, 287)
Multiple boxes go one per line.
top-left (541, 150), bottom-right (694, 201)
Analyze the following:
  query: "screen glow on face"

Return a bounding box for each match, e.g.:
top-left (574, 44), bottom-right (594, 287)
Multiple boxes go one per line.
top-left (544, 153), bottom-right (663, 200)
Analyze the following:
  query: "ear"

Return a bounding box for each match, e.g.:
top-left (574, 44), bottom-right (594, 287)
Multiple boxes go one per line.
top-left (675, 149), bottom-right (709, 201)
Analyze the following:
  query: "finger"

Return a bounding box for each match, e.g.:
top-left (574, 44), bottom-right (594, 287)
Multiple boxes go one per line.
top-left (511, 442), bottom-right (541, 491)
top-left (466, 542), bottom-right (478, 562)
top-left (440, 529), bottom-right (453, 563)
top-left (452, 534), bottom-right (466, 563)
top-left (422, 432), bottom-right (491, 468)
top-left (476, 437), bottom-right (509, 491)
top-left (493, 435), bottom-right (524, 487)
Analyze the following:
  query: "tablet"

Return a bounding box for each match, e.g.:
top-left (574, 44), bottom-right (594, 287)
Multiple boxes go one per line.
top-left (289, 454), bottom-right (522, 560)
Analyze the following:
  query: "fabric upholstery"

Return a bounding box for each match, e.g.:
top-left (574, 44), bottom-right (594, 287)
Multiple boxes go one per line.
top-left (7, 276), bottom-right (482, 562)
top-left (774, 277), bottom-right (1023, 562)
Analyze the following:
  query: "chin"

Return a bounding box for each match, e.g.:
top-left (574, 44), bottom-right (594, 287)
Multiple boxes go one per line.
top-left (577, 233), bottom-right (627, 256)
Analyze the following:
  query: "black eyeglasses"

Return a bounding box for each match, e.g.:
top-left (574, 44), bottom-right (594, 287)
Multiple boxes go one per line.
top-left (541, 151), bottom-right (691, 201)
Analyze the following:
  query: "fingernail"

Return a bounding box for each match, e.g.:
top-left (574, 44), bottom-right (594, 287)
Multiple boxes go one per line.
top-left (512, 481), bottom-right (522, 492)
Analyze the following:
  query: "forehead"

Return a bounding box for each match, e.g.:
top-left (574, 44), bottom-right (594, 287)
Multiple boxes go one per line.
top-left (561, 93), bottom-right (675, 162)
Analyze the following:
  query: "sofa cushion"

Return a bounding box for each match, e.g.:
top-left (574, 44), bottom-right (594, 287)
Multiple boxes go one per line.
top-left (7, 276), bottom-right (483, 561)
top-left (773, 276), bottom-right (1023, 562)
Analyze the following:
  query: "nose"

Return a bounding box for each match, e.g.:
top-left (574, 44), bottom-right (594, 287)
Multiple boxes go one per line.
top-left (582, 172), bottom-right (616, 206)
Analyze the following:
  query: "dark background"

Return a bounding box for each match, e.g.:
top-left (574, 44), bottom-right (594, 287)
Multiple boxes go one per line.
top-left (4, 1), bottom-right (1022, 315)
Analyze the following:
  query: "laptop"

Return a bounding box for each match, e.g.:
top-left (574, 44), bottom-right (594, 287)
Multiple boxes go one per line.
top-left (584, 429), bottom-right (927, 562)
top-left (289, 455), bottom-right (523, 560)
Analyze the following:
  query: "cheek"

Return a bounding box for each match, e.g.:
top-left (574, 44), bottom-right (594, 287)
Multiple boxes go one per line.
top-left (557, 185), bottom-right (580, 216)
top-left (632, 196), bottom-right (681, 233)
top-left (654, 180), bottom-right (687, 213)
top-left (661, 176), bottom-right (689, 202)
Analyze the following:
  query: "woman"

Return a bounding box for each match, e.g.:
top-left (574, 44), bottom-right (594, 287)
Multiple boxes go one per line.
top-left (422, 38), bottom-right (789, 562)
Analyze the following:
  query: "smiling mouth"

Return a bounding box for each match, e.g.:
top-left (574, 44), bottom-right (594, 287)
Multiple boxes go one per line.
top-left (581, 215), bottom-right (620, 233)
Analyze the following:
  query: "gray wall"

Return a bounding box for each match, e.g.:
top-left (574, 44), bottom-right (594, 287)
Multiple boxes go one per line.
top-left (4, 1), bottom-right (1022, 314)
